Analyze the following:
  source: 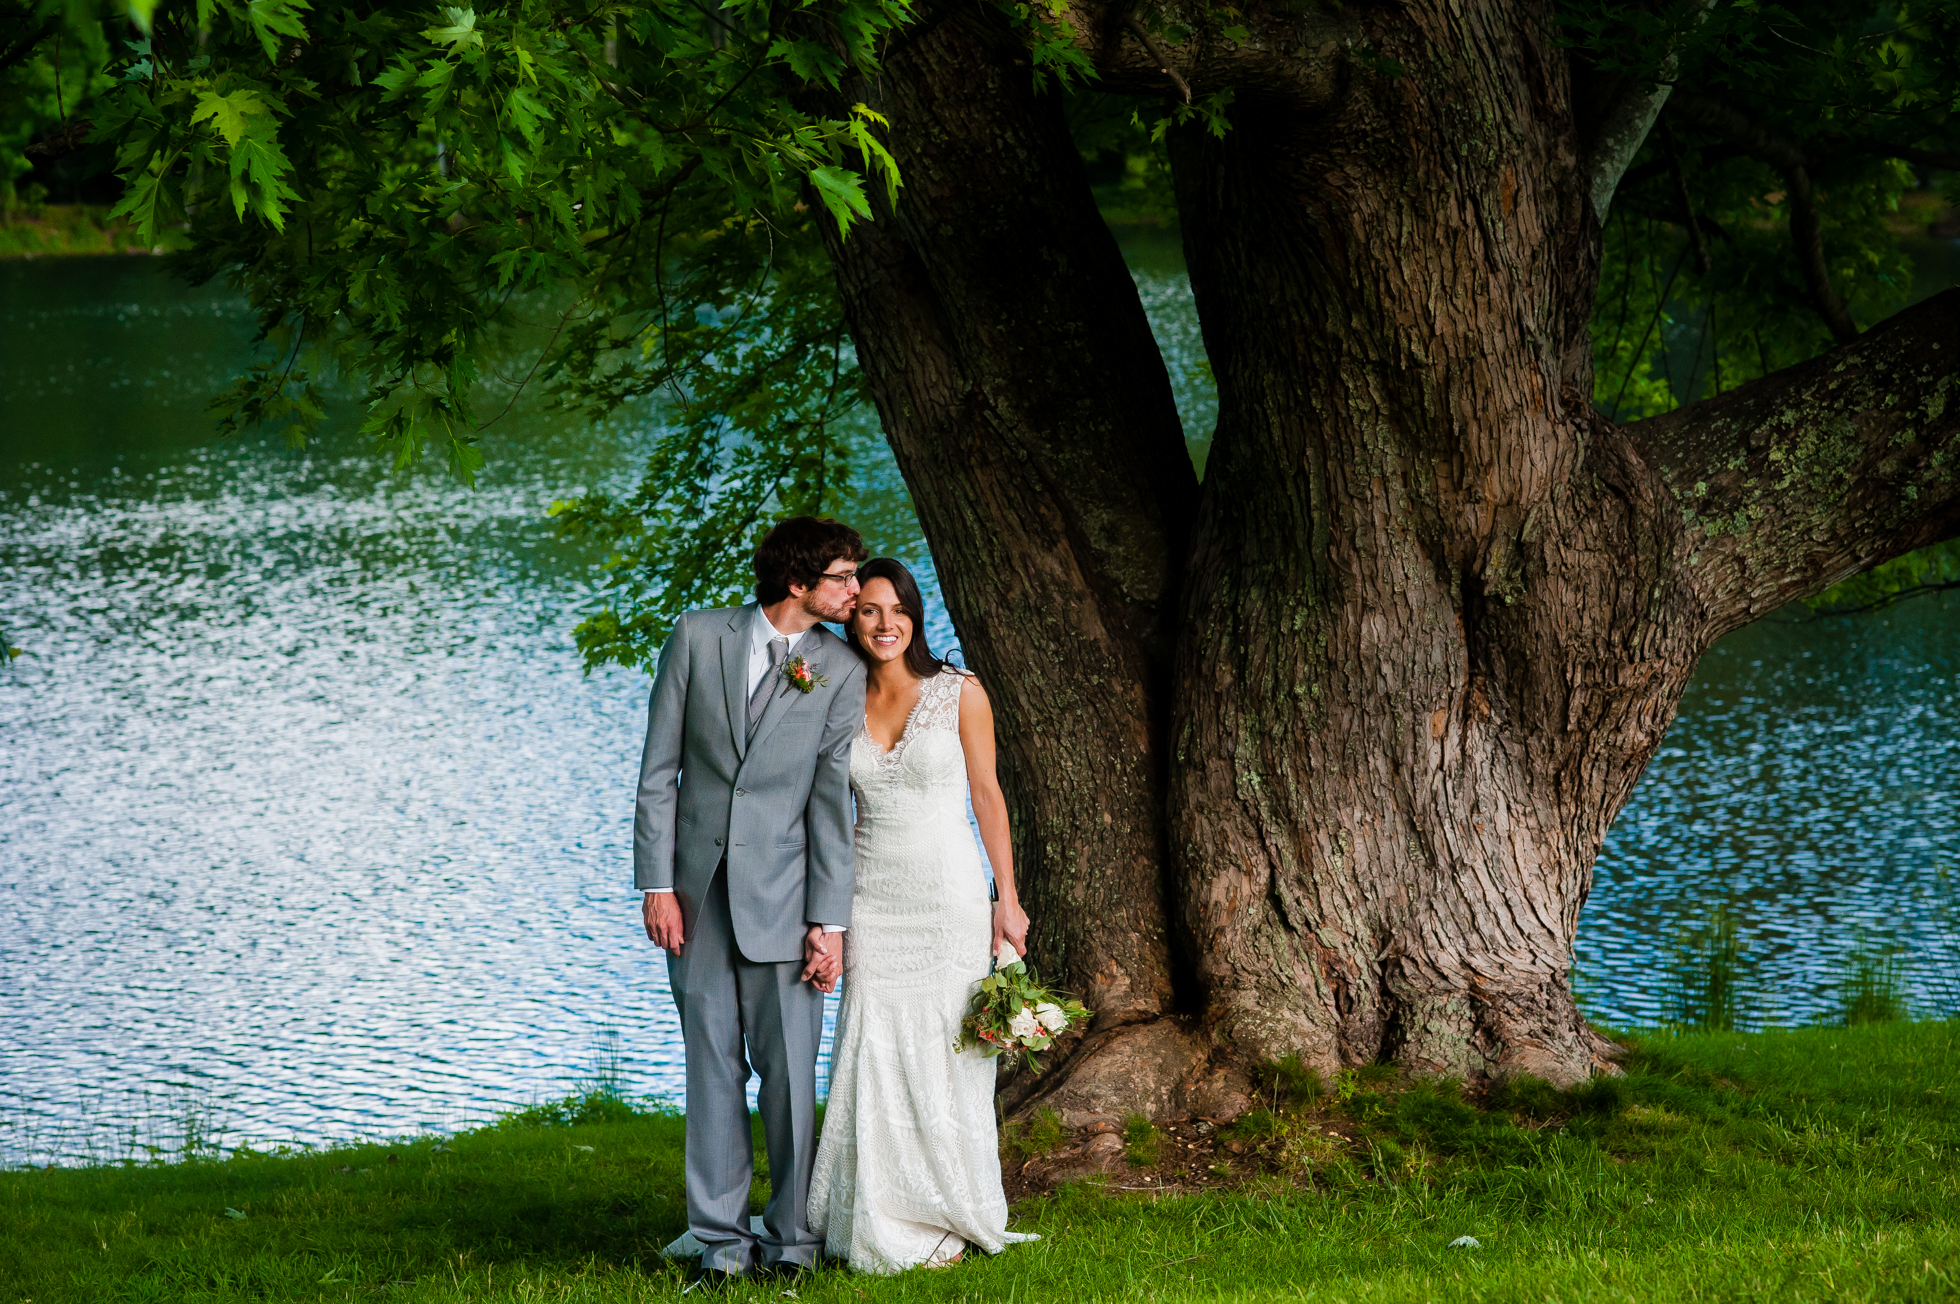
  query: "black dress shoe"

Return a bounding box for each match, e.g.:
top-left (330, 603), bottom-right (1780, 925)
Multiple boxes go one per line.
top-left (757, 1260), bottom-right (815, 1282)
top-left (685, 1262), bottom-right (748, 1292)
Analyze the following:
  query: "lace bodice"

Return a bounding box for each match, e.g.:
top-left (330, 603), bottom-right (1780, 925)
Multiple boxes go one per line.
top-left (849, 667), bottom-right (972, 835)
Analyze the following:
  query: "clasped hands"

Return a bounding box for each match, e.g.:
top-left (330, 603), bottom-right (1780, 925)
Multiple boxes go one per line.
top-left (642, 892), bottom-right (840, 993)
top-left (800, 926), bottom-right (840, 993)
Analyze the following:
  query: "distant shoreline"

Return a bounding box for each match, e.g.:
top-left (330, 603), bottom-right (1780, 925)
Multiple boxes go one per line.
top-left (0, 204), bottom-right (185, 259)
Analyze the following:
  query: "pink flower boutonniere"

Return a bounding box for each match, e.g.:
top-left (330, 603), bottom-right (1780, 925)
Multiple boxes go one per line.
top-left (783, 655), bottom-right (829, 694)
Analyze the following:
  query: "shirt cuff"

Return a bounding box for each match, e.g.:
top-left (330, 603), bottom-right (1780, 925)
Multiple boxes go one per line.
top-left (821, 924), bottom-right (847, 933)
top-left (643, 887), bottom-right (673, 894)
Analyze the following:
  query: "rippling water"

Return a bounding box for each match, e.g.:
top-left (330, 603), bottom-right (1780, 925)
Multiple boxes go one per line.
top-left (3, 251), bottom-right (1956, 1166)
top-left (1580, 604), bottom-right (1960, 1028)
top-left (0, 257), bottom-right (689, 1165)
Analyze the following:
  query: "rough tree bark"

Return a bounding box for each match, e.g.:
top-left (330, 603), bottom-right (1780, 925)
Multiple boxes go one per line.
top-left (804, 5), bottom-right (1224, 1115)
top-left (811, 0), bottom-right (1960, 1119)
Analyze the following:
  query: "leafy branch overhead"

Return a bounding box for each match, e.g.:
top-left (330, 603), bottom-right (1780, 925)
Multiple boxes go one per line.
top-left (88, 0), bottom-right (913, 484)
top-left (546, 223), bottom-right (874, 671)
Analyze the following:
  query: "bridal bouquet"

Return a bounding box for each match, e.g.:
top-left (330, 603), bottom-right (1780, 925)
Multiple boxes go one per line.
top-left (956, 944), bottom-right (1091, 1074)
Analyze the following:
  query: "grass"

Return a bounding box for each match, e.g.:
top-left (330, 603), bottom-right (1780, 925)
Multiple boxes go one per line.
top-left (4, 1021), bottom-right (1958, 1302)
top-left (1839, 933), bottom-right (1911, 1027)
top-left (1003, 1106), bottom-right (1066, 1160)
top-left (1662, 904), bottom-right (1758, 1032)
top-left (1122, 1112), bottom-right (1161, 1168)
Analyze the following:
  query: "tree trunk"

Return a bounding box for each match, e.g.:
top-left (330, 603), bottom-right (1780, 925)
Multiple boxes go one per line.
top-left (1150, 0), bottom-right (1960, 1089)
top-left (814, 0), bottom-right (1960, 1116)
top-left (1155, 3), bottom-right (1638, 1085)
top-left (809, 6), bottom-right (1239, 1117)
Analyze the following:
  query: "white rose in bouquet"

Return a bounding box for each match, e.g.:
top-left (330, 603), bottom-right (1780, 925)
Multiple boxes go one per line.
top-left (1007, 1007), bottom-right (1042, 1042)
top-left (1035, 1002), bottom-right (1067, 1033)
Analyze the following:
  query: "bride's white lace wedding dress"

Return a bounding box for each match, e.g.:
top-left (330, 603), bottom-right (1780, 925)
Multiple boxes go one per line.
top-left (808, 667), bottom-right (1015, 1273)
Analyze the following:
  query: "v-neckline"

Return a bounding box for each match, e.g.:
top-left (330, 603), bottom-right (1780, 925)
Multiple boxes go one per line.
top-left (863, 676), bottom-right (930, 760)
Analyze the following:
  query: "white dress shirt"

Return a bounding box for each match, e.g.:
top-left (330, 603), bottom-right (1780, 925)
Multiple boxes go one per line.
top-left (648, 606), bottom-right (845, 934)
top-left (746, 602), bottom-right (813, 700)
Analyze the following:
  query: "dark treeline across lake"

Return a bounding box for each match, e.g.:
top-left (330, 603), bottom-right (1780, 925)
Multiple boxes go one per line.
top-left (2, 248), bottom-right (1956, 1167)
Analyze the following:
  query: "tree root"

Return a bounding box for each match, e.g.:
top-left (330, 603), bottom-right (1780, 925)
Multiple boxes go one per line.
top-left (1002, 992), bottom-right (1626, 1132)
top-left (1000, 1017), bottom-right (1249, 1128)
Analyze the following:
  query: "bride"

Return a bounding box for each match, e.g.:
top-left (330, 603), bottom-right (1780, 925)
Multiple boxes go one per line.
top-left (808, 557), bottom-right (1032, 1274)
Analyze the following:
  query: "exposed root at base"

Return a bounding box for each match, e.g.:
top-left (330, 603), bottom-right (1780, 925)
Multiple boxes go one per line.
top-left (999, 1005), bottom-right (1627, 1137)
top-left (1000, 1047), bottom-right (1635, 1201)
top-left (998, 1016), bottom-right (1248, 1130)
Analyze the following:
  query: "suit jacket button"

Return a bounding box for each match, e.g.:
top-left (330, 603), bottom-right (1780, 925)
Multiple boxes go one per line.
top-left (715, 838), bottom-right (724, 846)
top-left (735, 788), bottom-right (746, 797)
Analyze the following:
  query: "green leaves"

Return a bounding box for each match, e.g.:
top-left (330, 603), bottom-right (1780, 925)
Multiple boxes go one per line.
top-left (845, 102), bottom-right (899, 210)
top-left (82, 0), bottom-right (924, 539)
top-left (541, 212), bottom-right (916, 667)
top-left (808, 165), bottom-right (870, 232)
top-left (504, 86), bottom-right (549, 142)
top-left (105, 146), bottom-right (181, 243)
top-left (1802, 538), bottom-right (1960, 616)
top-left (224, 109), bottom-right (297, 225)
top-left (1580, 3), bottom-right (1956, 422)
top-left (190, 88), bottom-right (267, 147)
top-left (242, 0), bottom-right (310, 59)
top-left (422, 6), bottom-right (482, 51)
top-left (185, 86), bottom-right (299, 225)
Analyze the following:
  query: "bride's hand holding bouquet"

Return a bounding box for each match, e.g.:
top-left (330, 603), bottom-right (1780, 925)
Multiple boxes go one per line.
top-left (956, 941), bottom-right (1091, 1074)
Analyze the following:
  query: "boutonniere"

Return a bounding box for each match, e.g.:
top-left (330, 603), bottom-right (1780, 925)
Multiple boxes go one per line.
top-left (783, 654), bottom-right (829, 694)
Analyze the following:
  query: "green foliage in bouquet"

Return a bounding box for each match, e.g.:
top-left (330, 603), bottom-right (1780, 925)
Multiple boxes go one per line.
top-left (956, 955), bottom-right (1090, 1076)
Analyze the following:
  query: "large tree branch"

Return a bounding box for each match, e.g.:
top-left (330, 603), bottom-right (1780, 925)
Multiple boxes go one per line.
top-left (1666, 92), bottom-right (1858, 343)
top-left (1061, 0), bottom-right (1351, 109)
top-left (1585, 76), bottom-right (1676, 222)
top-left (797, 4), bottom-right (1199, 1037)
top-left (1625, 288), bottom-right (1960, 639)
top-left (1578, 0), bottom-right (1714, 222)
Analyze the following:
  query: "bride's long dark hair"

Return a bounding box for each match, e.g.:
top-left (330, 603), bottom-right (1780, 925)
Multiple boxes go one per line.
top-left (846, 557), bottom-right (959, 679)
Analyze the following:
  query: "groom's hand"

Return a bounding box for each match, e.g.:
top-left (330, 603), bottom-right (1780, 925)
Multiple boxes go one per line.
top-left (644, 892), bottom-right (685, 952)
top-left (801, 925), bottom-right (840, 993)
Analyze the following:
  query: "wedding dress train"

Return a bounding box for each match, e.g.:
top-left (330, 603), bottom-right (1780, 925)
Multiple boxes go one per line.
top-left (808, 667), bottom-right (1016, 1274)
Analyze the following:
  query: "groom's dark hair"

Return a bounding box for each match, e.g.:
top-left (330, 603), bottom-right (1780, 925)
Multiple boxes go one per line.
top-left (754, 516), bottom-right (868, 604)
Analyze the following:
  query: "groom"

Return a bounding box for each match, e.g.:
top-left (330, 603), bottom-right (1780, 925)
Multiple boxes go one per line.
top-left (636, 516), bottom-right (868, 1283)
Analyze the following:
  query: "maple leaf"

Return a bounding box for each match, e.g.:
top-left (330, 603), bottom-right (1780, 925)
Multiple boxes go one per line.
top-left (423, 7), bottom-right (485, 51)
top-left (191, 89), bottom-right (269, 147)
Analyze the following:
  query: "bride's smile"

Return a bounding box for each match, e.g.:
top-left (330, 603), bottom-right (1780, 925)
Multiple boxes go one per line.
top-left (853, 581), bottom-right (914, 661)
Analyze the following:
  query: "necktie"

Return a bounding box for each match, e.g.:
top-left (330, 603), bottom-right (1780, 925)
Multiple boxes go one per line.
top-left (749, 635), bottom-right (788, 737)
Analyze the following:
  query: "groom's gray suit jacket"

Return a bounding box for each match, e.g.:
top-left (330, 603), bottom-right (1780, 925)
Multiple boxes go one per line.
top-left (633, 606), bottom-right (864, 963)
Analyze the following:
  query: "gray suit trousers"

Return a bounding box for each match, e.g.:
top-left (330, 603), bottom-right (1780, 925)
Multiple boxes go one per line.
top-left (667, 866), bottom-right (826, 1273)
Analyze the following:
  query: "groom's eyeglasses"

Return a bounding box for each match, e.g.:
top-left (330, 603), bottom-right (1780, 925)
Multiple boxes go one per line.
top-left (815, 569), bottom-right (859, 586)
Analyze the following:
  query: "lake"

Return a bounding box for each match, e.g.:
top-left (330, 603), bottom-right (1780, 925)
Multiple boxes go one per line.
top-left (2, 249), bottom-right (1956, 1167)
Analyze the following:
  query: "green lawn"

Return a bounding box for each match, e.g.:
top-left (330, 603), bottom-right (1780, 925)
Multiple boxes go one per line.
top-left (4, 1022), bottom-right (1956, 1303)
